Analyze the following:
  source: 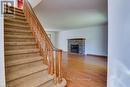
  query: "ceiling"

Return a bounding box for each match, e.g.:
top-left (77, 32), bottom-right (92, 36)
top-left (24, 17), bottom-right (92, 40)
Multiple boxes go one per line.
top-left (28, 0), bottom-right (42, 8)
top-left (34, 0), bottom-right (108, 31)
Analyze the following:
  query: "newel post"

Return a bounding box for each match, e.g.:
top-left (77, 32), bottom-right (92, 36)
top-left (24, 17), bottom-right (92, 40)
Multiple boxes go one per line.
top-left (53, 49), bottom-right (63, 84)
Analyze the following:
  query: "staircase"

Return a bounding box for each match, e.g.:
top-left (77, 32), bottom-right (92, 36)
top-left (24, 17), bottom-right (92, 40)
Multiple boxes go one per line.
top-left (4, 1), bottom-right (66, 87)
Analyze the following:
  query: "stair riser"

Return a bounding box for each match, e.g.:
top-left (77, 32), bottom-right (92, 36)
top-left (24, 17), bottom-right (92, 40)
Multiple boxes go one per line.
top-left (6, 70), bottom-right (48, 82)
top-left (5, 45), bottom-right (37, 50)
top-left (5, 35), bottom-right (34, 39)
top-left (4, 17), bottom-right (27, 22)
top-left (5, 28), bottom-right (31, 33)
top-left (4, 9), bottom-right (25, 17)
top-left (5, 38), bottom-right (36, 42)
top-left (5, 42), bottom-right (36, 46)
top-left (4, 15), bottom-right (26, 21)
top-left (6, 70), bottom-right (51, 87)
top-left (5, 32), bottom-right (33, 36)
top-left (5, 12), bottom-right (25, 18)
top-left (5, 53), bottom-right (41, 59)
top-left (6, 61), bottom-right (48, 82)
top-left (15, 13), bottom-right (24, 17)
top-left (4, 7), bottom-right (23, 14)
top-left (5, 58), bottom-right (42, 67)
top-left (5, 50), bottom-right (39, 56)
top-left (4, 19), bottom-right (28, 25)
top-left (13, 16), bottom-right (26, 21)
top-left (13, 12), bottom-right (25, 17)
top-left (4, 25), bottom-right (29, 29)
top-left (4, 24), bottom-right (30, 29)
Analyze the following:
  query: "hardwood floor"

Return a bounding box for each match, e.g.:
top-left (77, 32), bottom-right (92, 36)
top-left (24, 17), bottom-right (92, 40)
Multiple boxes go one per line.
top-left (62, 53), bottom-right (107, 87)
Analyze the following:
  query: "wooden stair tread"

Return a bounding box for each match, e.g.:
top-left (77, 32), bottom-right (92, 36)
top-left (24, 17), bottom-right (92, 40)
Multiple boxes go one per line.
top-left (6, 61), bottom-right (48, 82)
top-left (4, 8), bottom-right (24, 17)
top-left (5, 32), bottom-right (32, 36)
top-left (38, 78), bottom-right (67, 87)
top-left (5, 38), bottom-right (35, 42)
top-left (5, 49), bottom-right (39, 55)
top-left (38, 80), bottom-right (60, 87)
top-left (4, 5), bottom-right (23, 11)
top-left (5, 45), bottom-right (37, 50)
top-left (5, 55), bottom-right (43, 67)
top-left (7, 70), bottom-right (53, 87)
top-left (4, 5), bottom-right (23, 12)
top-left (4, 15), bottom-right (26, 20)
top-left (4, 8), bottom-right (25, 17)
top-left (5, 42), bottom-right (36, 46)
top-left (38, 80), bottom-right (57, 87)
top-left (13, 12), bottom-right (25, 17)
top-left (5, 23), bottom-right (30, 28)
top-left (4, 28), bottom-right (31, 32)
top-left (5, 53), bottom-right (41, 59)
top-left (4, 17), bottom-right (28, 24)
top-left (4, 16), bottom-right (25, 23)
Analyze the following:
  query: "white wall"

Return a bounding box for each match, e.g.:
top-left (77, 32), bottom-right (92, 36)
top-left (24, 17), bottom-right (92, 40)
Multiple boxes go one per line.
top-left (57, 24), bottom-right (108, 56)
top-left (46, 31), bottom-right (58, 47)
top-left (0, 0), bottom-right (6, 86)
top-left (108, 0), bottom-right (130, 87)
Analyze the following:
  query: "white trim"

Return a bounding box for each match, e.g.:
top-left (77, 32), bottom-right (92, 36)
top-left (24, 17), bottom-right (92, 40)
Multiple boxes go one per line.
top-left (0, 0), bottom-right (6, 86)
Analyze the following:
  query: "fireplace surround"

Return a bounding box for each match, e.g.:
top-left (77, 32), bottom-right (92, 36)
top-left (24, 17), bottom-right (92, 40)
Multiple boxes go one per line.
top-left (68, 38), bottom-right (85, 55)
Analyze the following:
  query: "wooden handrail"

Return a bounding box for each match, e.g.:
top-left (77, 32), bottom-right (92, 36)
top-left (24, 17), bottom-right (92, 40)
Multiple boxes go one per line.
top-left (23, 0), bottom-right (63, 84)
top-left (24, 0), bottom-right (54, 49)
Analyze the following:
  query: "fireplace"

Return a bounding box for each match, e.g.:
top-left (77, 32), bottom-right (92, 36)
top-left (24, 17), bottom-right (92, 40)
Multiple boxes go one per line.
top-left (71, 44), bottom-right (79, 53)
top-left (68, 38), bottom-right (85, 55)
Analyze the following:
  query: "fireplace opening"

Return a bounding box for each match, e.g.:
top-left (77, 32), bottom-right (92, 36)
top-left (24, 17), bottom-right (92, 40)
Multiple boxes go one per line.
top-left (71, 44), bottom-right (79, 53)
